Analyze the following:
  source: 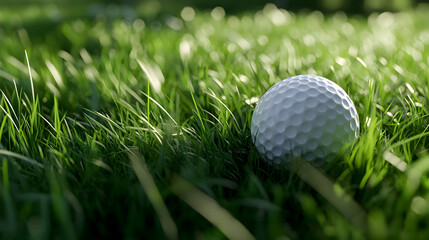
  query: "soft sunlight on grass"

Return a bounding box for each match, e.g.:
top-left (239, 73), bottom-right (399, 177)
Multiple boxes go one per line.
top-left (1, 4), bottom-right (429, 239)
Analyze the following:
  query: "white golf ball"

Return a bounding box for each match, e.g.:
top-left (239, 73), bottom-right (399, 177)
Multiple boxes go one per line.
top-left (251, 75), bottom-right (359, 166)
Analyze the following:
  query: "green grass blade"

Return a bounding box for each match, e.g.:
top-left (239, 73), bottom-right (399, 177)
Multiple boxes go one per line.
top-left (170, 175), bottom-right (256, 240)
top-left (128, 148), bottom-right (178, 240)
top-left (0, 150), bottom-right (44, 168)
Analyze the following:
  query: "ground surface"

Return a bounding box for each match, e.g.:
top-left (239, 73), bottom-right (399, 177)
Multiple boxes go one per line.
top-left (1, 4), bottom-right (429, 239)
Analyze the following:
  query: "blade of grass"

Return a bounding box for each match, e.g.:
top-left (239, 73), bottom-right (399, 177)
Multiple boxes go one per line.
top-left (140, 91), bottom-right (178, 125)
top-left (25, 50), bottom-right (35, 104)
top-left (206, 89), bottom-right (239, 128)
top-left (189, 86), bottom-right (205, 132)
top-left (0, 150), bottom-right (44, 168)
top-left (128, 148), bottom-right (178, 240)
top-left (170, 175), bottom-right (256, 240)
top-left (1, 90), bottom-right (18, 122)
top-left (0, 104), bottom-right (18, 131)
top-left (386, 131), bottom-right (429, 151)
top-left (291, 158), bottom-right (367, 231)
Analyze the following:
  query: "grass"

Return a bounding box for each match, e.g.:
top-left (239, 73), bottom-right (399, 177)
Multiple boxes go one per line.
top-left (1, 3), bottom-right (429, 239)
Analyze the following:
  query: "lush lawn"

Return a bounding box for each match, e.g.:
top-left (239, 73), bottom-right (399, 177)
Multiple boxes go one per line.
top-left (1, 4), bottom-right (429, 239)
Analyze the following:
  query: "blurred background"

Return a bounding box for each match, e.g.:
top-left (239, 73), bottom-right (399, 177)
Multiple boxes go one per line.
top-left (1, 0), bottom-right (427, 47)
top-left (1, 0), bottom-right (429, 19)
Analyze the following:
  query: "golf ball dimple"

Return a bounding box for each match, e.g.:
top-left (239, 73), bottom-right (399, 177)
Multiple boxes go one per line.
top-left (251, 75), bottom-right (360, 166)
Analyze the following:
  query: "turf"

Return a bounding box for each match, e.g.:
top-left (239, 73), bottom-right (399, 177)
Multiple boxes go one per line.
top-left (1, 4), bottom-right (429, 239)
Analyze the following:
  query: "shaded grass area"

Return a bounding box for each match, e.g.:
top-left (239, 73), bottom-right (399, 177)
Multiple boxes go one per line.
top-left (1, 4), bottom-right (429, 239)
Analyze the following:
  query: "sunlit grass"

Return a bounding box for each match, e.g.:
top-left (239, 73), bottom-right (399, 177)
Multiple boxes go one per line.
top-left (1, 4), bottom-right (429, 239)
